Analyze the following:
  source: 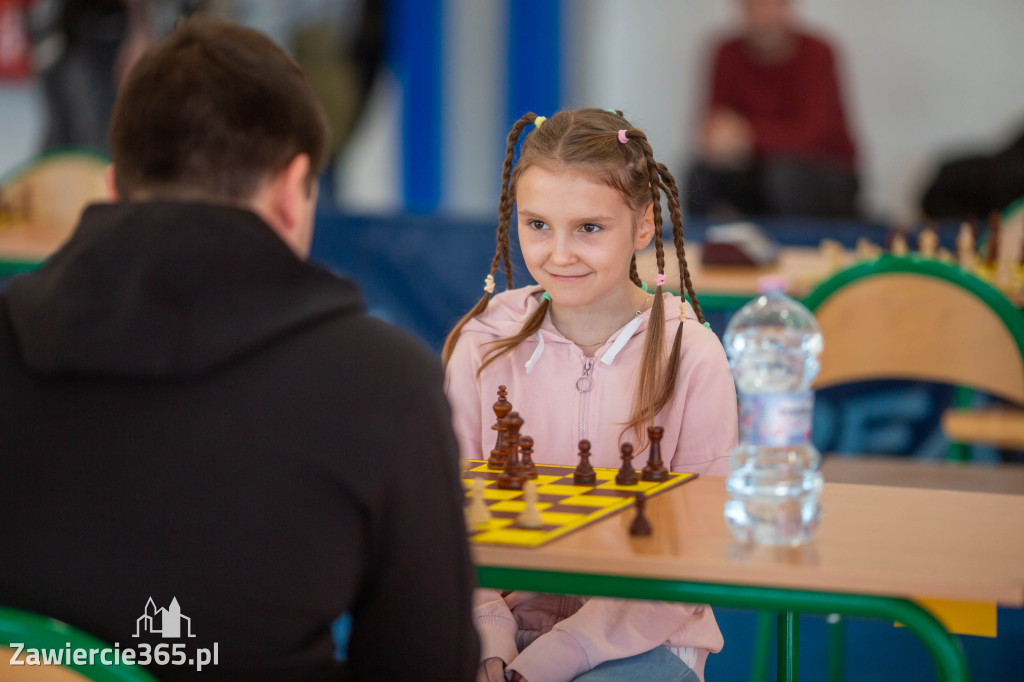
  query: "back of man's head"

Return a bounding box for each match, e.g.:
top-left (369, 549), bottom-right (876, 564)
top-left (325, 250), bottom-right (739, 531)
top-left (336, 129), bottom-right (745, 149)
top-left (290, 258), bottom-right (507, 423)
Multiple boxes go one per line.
top-left (109, 18), bottom-right (330, 204)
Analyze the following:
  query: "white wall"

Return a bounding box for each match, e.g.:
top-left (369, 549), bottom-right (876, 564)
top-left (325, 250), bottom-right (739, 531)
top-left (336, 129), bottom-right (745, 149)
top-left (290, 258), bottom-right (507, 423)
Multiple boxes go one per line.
top-left (5, 0), bottom-right (1024, 220)
top-left (565, 0), bottom-right (1024, 222)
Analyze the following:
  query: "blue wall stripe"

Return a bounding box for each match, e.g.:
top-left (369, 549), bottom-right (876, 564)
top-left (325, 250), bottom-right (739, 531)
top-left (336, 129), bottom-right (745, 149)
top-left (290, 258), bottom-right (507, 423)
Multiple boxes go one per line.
top-left (507, 0), bottom-right (562, 130)
top-left (390, 0), bottom-right (443, 212)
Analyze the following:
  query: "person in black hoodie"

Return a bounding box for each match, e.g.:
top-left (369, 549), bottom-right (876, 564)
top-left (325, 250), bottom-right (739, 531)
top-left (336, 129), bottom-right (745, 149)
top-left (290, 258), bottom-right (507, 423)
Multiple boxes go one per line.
top-left (0, 17), bottom-right (478, 682)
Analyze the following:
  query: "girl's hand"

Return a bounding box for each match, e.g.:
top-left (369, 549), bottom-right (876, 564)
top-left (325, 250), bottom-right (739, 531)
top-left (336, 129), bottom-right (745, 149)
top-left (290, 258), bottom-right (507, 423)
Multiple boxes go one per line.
top-left (509, 672), bottom-right (527, 682)
top-left (477, 657), bottom-right (506, 682)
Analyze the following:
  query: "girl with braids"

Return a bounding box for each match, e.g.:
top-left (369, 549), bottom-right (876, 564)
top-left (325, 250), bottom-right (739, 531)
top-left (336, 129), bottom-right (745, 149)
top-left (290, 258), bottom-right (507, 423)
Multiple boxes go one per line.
top-left (444, 109), bottom-right (737, 682)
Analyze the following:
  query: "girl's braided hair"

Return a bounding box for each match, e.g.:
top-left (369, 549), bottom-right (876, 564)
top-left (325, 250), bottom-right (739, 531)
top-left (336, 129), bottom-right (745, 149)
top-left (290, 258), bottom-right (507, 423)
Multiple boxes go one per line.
top-left (442, 109), bottom-right (705, 448)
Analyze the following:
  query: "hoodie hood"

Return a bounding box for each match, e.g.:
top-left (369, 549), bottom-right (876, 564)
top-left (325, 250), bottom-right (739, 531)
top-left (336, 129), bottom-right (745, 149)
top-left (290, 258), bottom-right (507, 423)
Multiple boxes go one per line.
top-left (5, 201), bottom-right (362, 378)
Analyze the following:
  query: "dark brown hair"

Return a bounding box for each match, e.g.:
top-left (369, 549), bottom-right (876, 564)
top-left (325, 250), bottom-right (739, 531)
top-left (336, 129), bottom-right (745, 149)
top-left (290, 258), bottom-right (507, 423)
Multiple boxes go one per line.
top-left (442, 109), bottom-right (705, 447)
top-left (109, 17), bottom-right (330, 202)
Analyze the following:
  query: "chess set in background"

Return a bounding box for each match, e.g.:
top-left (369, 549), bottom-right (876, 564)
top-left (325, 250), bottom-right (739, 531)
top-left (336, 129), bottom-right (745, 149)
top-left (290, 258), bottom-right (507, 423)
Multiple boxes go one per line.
top-left (462, 387), bottom-right (698, 547)
top-left (820, 210), bottom-right (1024, 297)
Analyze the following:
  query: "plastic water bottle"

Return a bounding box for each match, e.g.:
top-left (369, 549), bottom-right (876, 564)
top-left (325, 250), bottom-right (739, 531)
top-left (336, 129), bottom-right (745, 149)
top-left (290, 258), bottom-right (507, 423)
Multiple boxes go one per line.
top-left (722, 276), bottom-right (824, 546)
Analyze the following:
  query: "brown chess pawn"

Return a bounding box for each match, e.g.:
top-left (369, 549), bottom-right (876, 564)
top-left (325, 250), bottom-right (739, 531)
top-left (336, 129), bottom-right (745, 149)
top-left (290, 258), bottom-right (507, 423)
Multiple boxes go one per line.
top-left (488, 385), bottom-right (512, 469)
top-left (615, 443), bottom-right (640, 486)
top-left (987, 211), bottom-right (1001, 265)
top-left (519, 435), bottom-right (538, 479)
top-left (642, 426), bottom-right (669, 482)
top-left (573, 439), bottom-right (596, 485)
top-left (497, 411), bottom-right (526, 490)
top-left (629, 493), bottom-right (652, 537)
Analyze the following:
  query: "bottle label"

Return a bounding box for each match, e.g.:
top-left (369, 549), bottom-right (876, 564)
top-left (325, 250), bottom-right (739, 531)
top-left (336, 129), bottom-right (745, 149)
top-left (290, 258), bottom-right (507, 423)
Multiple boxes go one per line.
top-left (739, 391), bottom-right (814, 447)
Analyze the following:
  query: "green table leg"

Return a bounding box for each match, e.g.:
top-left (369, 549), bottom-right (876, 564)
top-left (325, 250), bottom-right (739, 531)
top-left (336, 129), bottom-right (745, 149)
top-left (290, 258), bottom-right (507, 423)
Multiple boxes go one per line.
top-left (476, 567), bottom-right (971, 682)
top-left (751, 611), bottom-right (773, 682)
top-left (827, 613), bottom-right (845, 682)
top-left (778, 610), bottom-right (798, 681)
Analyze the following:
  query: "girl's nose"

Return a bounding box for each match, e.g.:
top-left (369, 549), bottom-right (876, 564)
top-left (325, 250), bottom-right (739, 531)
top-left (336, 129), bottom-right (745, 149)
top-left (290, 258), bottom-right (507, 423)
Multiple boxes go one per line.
top-left (550, 231), bottom-right (577, 265)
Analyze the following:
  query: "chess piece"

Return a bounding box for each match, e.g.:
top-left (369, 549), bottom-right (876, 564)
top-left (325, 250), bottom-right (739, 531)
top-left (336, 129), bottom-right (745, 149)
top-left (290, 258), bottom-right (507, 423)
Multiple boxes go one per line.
top-left (615, 443), bottom-right (639, 486)
top-left (519, 435), bottom-right (538, 479)
top-left (573, 440), bottom-right (597, 485)
top-left (918, 226), bottom-right (939, 258)
top-left (987, 212), bottom-right (1001, 265)
top-left (488, 385), bottom-right (513, 469)
top-left (819, 239), bottom-right (843, 274)
top-left (957, 222), bottom-right (977, 272)
top-left (516, 480), bottom-right (544, 529)
top-left (855, 237), bottom-right (881, 262)
top-left (497, 411), bottom-right (526, 490)
top-left (890, 231), bottom-right (908, 257)
top-left (465, 477), bottom-right (492, 529)
top-left (641, 426), bottom-right (669, 482)
top-left (629, 493), bottom-right (652, 537)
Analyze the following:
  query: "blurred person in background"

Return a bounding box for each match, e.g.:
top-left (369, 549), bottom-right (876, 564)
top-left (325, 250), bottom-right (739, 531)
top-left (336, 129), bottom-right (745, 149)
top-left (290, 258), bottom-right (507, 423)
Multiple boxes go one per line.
top-left (685, 0), bottom-right (859, 218)
top-left (28, 0), bottom-right (201, 152)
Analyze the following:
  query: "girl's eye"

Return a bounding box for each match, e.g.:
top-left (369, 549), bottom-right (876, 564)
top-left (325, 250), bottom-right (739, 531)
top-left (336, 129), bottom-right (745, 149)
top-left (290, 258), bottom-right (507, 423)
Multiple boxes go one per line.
top-left (580, 223), bottom-right (602, 234)
top-left (529, 220), bottom-right (547, 230)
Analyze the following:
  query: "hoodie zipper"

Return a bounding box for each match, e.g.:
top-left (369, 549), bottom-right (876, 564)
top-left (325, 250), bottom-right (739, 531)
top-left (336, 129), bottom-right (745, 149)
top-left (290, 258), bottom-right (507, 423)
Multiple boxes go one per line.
top-left (576, 356), bottom-right (594, 443)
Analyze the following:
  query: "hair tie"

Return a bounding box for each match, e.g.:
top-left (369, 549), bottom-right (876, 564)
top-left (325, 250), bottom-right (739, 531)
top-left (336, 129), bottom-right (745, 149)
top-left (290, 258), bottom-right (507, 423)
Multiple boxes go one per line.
top-left (541, 291), bottom-right (552, 302)
top-left (483, 273), bottom-right (495, 294)
top-left (534, 116), bottom-right (547, 128)
top-left (655, 273), bottom-right (666, 287)
top-left (617, 130), bottom-right (629, 144)
top-left (703, 321), bottom-right (713, 331)
top-left (605, 109), bottom-right (618, 115)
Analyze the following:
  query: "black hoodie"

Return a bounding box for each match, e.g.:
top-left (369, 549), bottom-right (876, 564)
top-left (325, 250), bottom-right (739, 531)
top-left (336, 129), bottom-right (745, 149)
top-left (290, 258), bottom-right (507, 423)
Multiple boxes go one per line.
top-left (0, 202), bottom-right (478, 681)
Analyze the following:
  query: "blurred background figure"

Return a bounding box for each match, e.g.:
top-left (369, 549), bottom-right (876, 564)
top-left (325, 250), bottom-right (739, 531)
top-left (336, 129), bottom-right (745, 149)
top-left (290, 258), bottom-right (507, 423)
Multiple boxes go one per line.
top-left (27, 0), bottom-right (201, 153)
top-left (920, 119), bottom-right (1024, 221)
top-left (685, 0), bottom-right (859, 218)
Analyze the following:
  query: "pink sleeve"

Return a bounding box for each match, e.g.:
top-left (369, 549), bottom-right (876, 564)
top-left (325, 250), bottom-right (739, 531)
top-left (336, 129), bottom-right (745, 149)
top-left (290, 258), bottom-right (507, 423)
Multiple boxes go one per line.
top-left (444, 337), bottom-right (486, 462)
top-left (474, 589), bottom-right (519, 665)
top-left (672, 326), bottom-right (738, 477)
top-left (506, 599), bottom-right (723, 682)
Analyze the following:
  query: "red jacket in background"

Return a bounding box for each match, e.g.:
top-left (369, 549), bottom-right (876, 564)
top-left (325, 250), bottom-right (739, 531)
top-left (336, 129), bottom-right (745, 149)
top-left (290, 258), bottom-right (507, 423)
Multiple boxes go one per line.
top-left (708, 31), bottom-right (857, 167)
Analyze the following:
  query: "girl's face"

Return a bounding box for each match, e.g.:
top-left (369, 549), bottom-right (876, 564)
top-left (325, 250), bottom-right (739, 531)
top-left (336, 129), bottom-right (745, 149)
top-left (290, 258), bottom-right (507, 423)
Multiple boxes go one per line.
top-left (516, 165), bottom-right (654, 312)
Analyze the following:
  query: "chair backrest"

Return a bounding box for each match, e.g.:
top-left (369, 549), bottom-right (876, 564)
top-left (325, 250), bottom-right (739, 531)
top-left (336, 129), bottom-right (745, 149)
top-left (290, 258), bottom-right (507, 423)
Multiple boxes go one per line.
top-left (0, 607), bottom-right (157, 681)
top-left (803, 255), bottom-right (1024, 406)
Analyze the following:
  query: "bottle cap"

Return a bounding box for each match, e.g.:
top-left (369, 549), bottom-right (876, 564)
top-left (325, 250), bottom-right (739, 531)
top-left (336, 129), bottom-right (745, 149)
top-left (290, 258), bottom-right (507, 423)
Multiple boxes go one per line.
top-left (757, 275), bottom-right (788, 294)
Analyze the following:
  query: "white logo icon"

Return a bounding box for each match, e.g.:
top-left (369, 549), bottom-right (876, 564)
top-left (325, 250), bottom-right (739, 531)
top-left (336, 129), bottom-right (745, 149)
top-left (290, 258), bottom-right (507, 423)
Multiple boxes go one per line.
top-left (133, 597), bottom-right (196, 638)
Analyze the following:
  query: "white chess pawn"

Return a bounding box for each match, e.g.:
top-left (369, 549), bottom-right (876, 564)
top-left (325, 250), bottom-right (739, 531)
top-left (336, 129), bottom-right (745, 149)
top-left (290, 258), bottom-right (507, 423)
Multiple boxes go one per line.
top-left (819, 239), bottom-right (844, 274)
top-left (957, 223), bottom-right (977, 272)
top-left (466, 477), bottom-right (492, 529)
top-left (918, 228), bottom-right (938, 258)
top-left (516, 480), bottom-right (544, 529)
top-left (891, 233), bottom-right (908, 257)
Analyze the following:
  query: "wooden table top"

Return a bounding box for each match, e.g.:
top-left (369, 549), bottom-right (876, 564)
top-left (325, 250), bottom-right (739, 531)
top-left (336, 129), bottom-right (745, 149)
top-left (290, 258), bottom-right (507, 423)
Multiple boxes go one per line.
top-left (472, 477), bottom-right (1024, 607)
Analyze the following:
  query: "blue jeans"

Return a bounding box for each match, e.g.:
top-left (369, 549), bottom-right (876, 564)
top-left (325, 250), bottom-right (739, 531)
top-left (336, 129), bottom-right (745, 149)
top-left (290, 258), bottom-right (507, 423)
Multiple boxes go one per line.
top-left (571, 646), bottom-right (700, 682)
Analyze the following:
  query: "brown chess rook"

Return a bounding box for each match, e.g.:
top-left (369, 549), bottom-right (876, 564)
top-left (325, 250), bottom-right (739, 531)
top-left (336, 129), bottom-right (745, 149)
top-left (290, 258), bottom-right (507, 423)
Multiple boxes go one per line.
top-left (488, 385), bottom-right (512, 469)
top-left (629, 493), bottom-right (652, 537)
top-left (573, 439), bottom-right (597, 485)
top-left (615, 443), bottom-right (640, 486)
top-left (519, 435), bottom-right (538, 479)
top-left (642, 426), bottom-right (669, 482)
top-left (497, 411), bottom-right (527, 490)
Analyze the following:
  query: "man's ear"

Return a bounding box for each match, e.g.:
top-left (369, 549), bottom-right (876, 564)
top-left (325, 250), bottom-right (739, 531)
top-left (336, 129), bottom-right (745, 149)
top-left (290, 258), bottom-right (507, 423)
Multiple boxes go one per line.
top-left (269, 154), bottom-right (311, 232)
top-left (105, 164), bottom-right (119, 200)
top-left (634, 202), bottom-right (656, 250)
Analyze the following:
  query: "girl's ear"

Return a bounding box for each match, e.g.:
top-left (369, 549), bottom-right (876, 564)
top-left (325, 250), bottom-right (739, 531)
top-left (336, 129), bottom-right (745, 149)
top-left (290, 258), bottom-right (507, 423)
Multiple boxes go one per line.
top-left (634, 203), bottom-right (656, 250)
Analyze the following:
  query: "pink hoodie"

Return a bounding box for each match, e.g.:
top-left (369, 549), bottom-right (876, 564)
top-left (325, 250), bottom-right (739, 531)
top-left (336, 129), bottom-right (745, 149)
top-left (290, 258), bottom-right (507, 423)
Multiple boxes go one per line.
top-left (445, 285), bottom-right (739, 682)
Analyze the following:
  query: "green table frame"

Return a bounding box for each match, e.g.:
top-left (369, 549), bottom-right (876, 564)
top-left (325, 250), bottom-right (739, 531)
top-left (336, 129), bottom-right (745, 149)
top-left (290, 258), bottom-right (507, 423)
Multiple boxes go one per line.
top-left (477, 566), bottom-right (970, 682)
